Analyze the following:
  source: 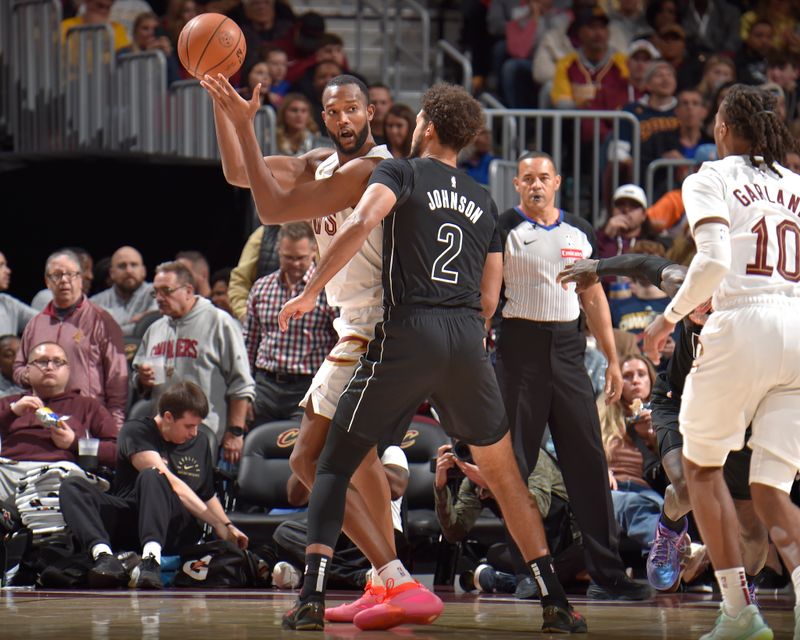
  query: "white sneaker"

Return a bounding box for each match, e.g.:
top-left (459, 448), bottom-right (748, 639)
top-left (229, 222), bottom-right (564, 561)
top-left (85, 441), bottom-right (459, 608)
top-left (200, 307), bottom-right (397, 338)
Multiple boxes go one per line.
top-left (699, 604), bottom-right (773, 640)
top-left (272, 561), bottom-right (301, 589)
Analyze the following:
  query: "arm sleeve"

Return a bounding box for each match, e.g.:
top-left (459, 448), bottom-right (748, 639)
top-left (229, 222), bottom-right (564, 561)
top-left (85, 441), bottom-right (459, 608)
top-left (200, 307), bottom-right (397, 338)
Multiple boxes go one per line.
top-left (118, 420), bottom-right (158, 460)
top-left (242, 279), bottom-right (263, 370)
top-left (228, 227), bottom-right (264, 321)
top-left (682, 167), bottom-right (731, 231)
top-left (434, 479), bottom-right (483, 543)
top-left (215, 314), bottom-right (256, 401)
top-left (551, 57), bottom-right (575, 108)
top-left (596, 254), bottom-right (675, 287)
top-left (380, 445), bottom-right (409, 472)
top-left (99, 312), bottom-right (129, 429)
top-left (663, 222), bottom-right (731, 323)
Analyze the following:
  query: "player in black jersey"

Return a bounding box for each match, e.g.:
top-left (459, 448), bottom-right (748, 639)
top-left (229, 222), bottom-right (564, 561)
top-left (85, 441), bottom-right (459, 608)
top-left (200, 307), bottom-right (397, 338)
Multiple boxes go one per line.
top-left (279, 83), bottom-right (586, 634)
top-left (557, 256), bottom-right (768, 594)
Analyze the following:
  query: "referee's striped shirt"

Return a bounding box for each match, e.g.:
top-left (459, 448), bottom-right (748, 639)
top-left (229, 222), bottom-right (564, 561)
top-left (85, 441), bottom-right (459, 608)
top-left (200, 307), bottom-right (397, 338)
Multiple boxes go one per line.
top-left (499, 207), bottom-right (598, 322)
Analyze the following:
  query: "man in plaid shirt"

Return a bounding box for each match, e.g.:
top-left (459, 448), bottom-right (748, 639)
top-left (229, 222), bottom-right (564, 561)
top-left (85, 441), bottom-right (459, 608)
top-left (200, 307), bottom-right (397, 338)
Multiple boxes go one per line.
top-left (244, 223), bottom-right (338, 425)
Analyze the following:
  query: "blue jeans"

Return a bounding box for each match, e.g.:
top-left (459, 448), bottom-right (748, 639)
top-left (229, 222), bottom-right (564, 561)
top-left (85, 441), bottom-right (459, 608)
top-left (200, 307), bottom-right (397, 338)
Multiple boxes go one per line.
top-left (611, 481), bottom-right (664, 555)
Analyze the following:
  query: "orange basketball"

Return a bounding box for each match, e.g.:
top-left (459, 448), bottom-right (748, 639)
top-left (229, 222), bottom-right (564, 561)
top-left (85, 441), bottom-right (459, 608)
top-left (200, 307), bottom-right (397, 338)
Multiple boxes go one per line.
top-left (177, 13), bottom-right (246, 80)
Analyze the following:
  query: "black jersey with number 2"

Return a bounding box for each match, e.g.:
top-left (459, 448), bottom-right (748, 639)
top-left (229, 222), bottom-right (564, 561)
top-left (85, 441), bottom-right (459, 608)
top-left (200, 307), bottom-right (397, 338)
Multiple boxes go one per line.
top-left (369, 157), bottom-right (502, 311)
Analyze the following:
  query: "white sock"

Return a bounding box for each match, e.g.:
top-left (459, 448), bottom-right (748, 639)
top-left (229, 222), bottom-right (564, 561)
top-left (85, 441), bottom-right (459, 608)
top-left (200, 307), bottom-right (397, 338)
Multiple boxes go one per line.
top-left (91, 543), bottom-right (113, 560)
top-left (792, 566), bottom-right (800, 604)
top-left (377, 560), bottom-right (414, 589)
top-left (715, 567), bottom-right (750, 617)
top-left (142, 541), bottom-right (162, 564)
top-left (370, 566), bottom-right (384, 588)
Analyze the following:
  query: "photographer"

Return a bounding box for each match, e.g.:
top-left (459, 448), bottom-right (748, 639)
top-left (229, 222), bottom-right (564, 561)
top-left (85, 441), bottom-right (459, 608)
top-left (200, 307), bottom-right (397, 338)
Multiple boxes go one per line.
top-left (433, 441), bottom-right (583, 596)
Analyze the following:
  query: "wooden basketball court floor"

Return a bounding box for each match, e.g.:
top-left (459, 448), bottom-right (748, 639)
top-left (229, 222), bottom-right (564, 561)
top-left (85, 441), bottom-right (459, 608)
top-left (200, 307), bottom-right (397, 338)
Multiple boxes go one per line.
top-left (1, 587), bottom-right (796, 639)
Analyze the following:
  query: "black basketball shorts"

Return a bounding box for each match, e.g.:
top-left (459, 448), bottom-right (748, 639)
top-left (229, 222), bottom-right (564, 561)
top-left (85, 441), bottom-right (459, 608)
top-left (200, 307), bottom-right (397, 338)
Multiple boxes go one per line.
top-left (651, 373), bottom-right (752, 500)
top-left (330, 305), bottom-right (508, 448)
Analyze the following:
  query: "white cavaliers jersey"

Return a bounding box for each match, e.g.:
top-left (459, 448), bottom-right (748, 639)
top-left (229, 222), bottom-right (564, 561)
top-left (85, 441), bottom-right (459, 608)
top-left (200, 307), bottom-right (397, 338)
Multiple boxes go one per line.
top-left (683, 155), bottom-right (800, 309)
top-left (313, 144), bottom-right (392, 309)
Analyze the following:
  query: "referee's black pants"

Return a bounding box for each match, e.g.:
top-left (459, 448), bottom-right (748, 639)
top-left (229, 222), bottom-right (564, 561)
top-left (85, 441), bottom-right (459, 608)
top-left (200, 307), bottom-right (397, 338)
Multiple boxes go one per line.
top-left (495, 317), bottom-right (627, 585)
top-left (60, 468), bottom-right (202, 555)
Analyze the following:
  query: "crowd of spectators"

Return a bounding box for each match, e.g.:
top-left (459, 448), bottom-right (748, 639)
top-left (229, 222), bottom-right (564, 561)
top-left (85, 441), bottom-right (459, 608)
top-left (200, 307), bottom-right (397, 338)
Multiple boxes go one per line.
top-left (4, 0), bottom-right (798, 595)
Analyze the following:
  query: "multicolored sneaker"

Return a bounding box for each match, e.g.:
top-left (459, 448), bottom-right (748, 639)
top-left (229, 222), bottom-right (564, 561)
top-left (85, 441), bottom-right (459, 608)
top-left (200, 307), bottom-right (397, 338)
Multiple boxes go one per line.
top-left (747, 582), bottom-right (759, 609)
top-left (541, 604), bottom-right (588, 634)
top-left (325, 581), bottom-right (386, 622)
top-left (352, 581), bottom-right (443, 630)
top-left (282, 599), bottom-right (325, 631)
top-left (699, 604), bottom-right (773, 640)
top-left (647, 520), bottom-right (689, 591)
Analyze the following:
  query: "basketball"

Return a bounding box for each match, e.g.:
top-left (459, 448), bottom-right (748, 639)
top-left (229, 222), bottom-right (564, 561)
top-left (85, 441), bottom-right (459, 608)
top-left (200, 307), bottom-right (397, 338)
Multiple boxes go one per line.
top-left (177, 13), bottom-right (246, 80)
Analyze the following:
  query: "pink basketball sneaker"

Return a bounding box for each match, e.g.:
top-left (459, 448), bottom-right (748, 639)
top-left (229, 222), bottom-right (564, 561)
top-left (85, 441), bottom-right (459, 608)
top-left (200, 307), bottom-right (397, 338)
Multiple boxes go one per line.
top-left (352, 581), bottom-right (443, 630)
top-left (325, 581), bottom-right (386, 622)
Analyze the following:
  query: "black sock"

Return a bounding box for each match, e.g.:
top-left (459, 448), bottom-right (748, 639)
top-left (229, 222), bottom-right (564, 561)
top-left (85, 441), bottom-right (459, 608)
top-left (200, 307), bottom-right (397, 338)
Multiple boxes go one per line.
top-left (528, 555), bottom-right (569, 609)
top-left (298, 553), bottom-right (330, 603)
top-left (659, 511), bottom-right (687, 534)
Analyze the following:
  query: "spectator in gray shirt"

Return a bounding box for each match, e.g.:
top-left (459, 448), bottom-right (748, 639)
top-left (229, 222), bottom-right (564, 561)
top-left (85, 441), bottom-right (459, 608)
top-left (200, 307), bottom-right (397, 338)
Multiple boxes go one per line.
top-left (0, 252), bottom-right (36, 336)
top-left (90, 246), bottom-right (156, 335)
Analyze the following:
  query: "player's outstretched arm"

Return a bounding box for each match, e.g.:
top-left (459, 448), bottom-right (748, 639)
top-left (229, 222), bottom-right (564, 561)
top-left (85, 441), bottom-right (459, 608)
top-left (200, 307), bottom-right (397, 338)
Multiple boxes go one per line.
top-left (210, 100), bottom-right (248, 187)
top-left (279, 182), bottom-right (398, 330)
top-left (203, 73), bottom-right (374, 223)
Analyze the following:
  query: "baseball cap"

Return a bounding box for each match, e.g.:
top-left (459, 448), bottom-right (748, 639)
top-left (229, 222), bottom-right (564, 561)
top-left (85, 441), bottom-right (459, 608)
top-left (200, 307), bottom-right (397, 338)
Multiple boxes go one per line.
top-left (628, 39), bottom-right (661, 60)
top-left (643, 60), bottom-right (675, 83)
top-left (613, 184), bottom-right (648, 209)
top-left (569, 6), bottom-right (609, 35)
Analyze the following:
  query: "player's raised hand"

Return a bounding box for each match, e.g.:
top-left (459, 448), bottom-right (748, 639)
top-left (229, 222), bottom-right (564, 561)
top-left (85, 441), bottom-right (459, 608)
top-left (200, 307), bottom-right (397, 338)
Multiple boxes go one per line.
top-left (279, 292), bottom-right (316, 332)
top-left (200, 73), bottom-right (260, 129)
top-left (643, 314), bottom-right (675, 362)
top-left (556, 259), bottom-right (600, 292)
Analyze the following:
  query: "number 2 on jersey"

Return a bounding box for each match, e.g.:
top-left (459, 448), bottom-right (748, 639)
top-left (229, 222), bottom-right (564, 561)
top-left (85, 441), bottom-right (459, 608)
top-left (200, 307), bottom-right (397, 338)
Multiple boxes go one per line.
top-left (745, 216), bottom-right (800, 282)
top-left (431, 223), bottom-right (463, 284)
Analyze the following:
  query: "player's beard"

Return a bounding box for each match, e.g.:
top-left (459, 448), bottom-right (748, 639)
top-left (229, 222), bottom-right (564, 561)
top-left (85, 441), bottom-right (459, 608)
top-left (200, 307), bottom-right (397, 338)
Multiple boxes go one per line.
top-left (327, 122), bottom-right (369, 156)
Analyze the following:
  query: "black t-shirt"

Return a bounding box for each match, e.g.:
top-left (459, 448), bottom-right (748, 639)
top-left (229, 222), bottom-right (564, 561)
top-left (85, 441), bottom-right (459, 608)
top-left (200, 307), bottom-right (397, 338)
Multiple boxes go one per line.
top-left (370, 157), bottom-right (502, 310)
top-left (112, 417), bottom-right (215, 502)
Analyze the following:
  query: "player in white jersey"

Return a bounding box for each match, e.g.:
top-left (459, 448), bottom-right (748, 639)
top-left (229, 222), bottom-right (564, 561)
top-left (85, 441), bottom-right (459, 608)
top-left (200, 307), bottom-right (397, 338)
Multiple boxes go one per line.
top-left (202, 73), bottom-right (408, 620)
top-left (645, 84), bottom-right (800, 640)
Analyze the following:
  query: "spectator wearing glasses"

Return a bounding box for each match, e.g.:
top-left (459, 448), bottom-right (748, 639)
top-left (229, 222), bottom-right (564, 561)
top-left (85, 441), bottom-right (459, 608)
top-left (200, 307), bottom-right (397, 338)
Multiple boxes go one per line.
top-left (13, 250), bottom-right (128, 429)
top-left (90, 246), bottom-right (157, 336)
top-left (132, 261), bottom-right (255, 463)
top-left (244, 223), bottom-right (337, 425)
top-left (0, 341), bottom-right (118, 501)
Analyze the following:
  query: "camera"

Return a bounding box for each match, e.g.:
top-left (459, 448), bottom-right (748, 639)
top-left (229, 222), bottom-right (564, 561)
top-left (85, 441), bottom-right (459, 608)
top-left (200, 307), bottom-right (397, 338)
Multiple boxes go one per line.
top-left (452, 440), bottom-right (473, 464)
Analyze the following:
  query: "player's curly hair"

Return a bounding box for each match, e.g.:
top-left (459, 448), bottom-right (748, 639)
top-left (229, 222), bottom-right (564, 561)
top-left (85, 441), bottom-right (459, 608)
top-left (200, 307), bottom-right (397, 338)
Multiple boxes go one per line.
top-left (420, 83), bottom-right (484, 153)
top-left (720, 84), bottom-right (797, 177)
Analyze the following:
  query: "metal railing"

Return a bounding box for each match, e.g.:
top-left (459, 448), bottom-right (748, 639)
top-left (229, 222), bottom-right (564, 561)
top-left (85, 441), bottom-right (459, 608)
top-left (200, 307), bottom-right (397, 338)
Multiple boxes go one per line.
top-left (392, 0), bottom-right (430, 93)
top-left (488, 160), bottom-right (520, 214)
top-left (483, 108), bottom-right (641, 225)
top-left (645, 157), bottom-right (700, 205)
top-left (254, 105), bottom-right (277, 158)
top-left (355, 0), bottom-right (389, 85)
top-left (63, 23), bottom-right (115, 149)
top-left (115, 50), bottom-right (167, 153)
top-left (434, 39), bottom-right (471, 93)
top-left (170, 79), bottom-right (217, 158)
top-left (0, 0), bottom-right (13, 145)
top-left (10, 0), bottom-right (62, 152)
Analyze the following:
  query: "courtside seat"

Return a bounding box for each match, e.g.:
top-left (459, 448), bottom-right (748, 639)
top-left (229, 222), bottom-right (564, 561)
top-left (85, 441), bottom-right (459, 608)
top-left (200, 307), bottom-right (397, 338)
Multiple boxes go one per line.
top-left (227, 420), bottom-right (306, 547)
top-left (401, 416), bottom-right (450, 544)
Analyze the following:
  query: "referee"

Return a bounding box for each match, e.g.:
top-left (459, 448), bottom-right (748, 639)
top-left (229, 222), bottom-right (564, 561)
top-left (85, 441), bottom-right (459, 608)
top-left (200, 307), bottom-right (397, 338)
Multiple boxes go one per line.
top-left (495, 151), bottom-right (650, 600)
